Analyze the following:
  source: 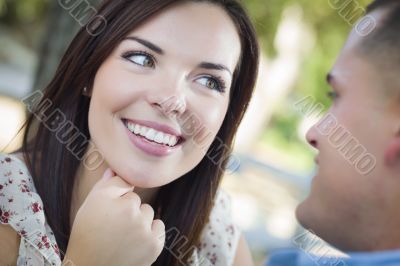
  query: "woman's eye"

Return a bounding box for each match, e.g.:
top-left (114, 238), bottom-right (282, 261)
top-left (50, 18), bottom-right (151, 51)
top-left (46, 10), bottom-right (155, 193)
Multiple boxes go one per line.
top-left (122, 52), bottom-right (155, 68)
top-left (196, 76), bottom-right (226, 92)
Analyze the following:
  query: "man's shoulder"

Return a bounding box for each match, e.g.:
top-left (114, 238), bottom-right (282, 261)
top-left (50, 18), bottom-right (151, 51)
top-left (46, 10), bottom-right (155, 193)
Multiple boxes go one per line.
top-left (265, 249), bottom-right (400, 266)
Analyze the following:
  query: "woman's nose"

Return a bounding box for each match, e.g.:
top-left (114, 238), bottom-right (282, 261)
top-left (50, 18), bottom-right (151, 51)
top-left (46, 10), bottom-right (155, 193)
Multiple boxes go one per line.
top-left (146, 75), bottom-right (187, 117)
top-left (153, 95), bottom-right (186, 117)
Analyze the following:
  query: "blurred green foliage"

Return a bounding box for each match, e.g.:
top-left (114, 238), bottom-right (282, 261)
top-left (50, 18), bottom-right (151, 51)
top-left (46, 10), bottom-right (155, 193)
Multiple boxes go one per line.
top-left (0, 0), bottom-right (50, 24)
top-left (0, 0), bottom-right (50, 48)
top-left (246, 0), bottom-right (370, 102)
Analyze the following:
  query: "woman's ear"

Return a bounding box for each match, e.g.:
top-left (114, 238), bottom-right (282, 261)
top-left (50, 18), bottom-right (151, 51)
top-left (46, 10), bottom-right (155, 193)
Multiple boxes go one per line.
top-left (384, 129), bottom-right (400, 167)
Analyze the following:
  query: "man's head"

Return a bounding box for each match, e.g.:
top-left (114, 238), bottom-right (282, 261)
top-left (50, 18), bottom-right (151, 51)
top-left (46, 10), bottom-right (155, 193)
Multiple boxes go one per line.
top-left (296, 0), bottom-right (400, 252)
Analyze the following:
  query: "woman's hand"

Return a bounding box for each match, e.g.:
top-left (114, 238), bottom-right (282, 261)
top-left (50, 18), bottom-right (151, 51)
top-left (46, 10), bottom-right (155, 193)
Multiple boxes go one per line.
top-left (64, 168), bottom-right (165, 266)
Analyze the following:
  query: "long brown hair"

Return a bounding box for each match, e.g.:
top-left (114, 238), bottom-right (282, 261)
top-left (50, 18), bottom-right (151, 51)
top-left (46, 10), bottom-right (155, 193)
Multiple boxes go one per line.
top-left (18, 0), bottom-right (259, 265)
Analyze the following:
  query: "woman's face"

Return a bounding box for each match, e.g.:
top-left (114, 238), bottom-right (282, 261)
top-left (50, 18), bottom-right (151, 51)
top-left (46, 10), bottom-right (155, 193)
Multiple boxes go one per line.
top-left (88, 2), bottom-right (241, 187)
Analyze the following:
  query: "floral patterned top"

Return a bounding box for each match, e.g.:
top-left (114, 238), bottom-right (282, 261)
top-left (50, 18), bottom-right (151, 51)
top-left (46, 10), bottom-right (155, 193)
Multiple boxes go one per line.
top-left (0, 153), bottom-right (240, 266)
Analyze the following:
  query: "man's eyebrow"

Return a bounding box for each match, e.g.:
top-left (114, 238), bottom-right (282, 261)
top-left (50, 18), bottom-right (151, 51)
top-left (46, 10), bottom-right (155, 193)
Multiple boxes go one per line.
top-left (123, 36), bottom-right (164, 55)
top-left (326, 73), bottom-right (333, 84)
top-left (198, 62), bottom-right (232, 76)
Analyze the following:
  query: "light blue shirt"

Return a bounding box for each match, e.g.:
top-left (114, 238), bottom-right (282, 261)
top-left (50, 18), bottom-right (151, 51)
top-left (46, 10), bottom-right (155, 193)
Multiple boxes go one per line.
top-left (266, 249), bottom-right (400, 266)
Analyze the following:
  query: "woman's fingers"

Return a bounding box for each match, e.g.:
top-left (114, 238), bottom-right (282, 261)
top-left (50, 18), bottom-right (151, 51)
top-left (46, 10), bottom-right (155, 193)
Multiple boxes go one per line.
top-left (120, 190), bottom-right (142, 208)
top-left (140, 203), bottom-right (155, 225)
top-left (152, 219), bottom-right (166, 247)
top-left (92, 168), bottom-right (135, 198)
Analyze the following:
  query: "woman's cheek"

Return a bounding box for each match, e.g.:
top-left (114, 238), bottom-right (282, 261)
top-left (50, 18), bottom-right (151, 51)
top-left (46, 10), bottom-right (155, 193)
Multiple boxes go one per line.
top-left (190, 105), bottom-right (228, 149)
top-left (207, 101), bottom-right (229, 130)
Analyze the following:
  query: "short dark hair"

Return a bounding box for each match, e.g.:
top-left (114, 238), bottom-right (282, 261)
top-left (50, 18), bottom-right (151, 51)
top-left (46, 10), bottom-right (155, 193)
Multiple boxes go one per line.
top-left (365, 0), bottom-right (400, 48)
top-left (367, 0), bottom-right (400, 13)
top-left (358, 0), bottom-right (400, 92)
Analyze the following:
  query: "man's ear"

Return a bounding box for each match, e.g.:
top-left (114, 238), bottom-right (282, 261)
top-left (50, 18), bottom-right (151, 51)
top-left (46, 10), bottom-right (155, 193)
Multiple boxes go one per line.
top-left (385, 131), bottom-right (400, 166)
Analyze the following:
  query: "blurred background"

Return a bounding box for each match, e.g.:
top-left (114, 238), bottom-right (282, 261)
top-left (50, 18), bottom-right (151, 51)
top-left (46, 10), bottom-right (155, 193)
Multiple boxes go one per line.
top-left (0, 0), bottom-right (370, 264)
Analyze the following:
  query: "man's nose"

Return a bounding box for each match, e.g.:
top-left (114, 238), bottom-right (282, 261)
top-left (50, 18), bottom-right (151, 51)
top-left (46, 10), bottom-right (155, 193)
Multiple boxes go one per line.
top-left (306, 123), bottom-right (319, 149)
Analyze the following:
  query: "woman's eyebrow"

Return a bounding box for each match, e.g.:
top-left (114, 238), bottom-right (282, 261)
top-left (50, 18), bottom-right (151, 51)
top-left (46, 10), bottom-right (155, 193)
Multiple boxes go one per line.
top-left (123, 36), bottom-right (164, 55)
top-left (198, 62), bottom-right (232, 76)
top-left (122, 36), bottom-right (232, 76)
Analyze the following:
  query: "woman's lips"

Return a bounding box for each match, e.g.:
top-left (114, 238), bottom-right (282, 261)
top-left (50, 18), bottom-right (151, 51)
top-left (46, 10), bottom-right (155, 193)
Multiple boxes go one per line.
top-left (122, 120), bottom-right (183, 157)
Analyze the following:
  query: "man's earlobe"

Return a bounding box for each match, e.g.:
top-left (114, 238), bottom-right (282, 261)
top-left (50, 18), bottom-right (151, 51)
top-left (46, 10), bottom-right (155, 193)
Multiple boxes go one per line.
top-left (385, 132), bottom-right (400, 166)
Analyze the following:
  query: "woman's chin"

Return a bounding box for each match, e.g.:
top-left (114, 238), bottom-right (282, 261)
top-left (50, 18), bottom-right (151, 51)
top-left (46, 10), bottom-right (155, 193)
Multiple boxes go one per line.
top-left (113, 169), bottom-right (169, 188)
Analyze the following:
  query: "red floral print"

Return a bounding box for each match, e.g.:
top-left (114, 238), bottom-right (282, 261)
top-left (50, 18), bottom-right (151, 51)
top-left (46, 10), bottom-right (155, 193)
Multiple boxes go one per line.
top-left (0, 153), bottom-right (61, 265)
top-left (1, 153), bottom-right (240, 266)
top-left (31, 202), bottom-right (42, 213)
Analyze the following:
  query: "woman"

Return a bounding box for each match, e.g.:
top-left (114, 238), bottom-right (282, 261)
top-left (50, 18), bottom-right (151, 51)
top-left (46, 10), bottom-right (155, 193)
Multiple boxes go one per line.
top-left (0, 0), bottom-right (259, 265)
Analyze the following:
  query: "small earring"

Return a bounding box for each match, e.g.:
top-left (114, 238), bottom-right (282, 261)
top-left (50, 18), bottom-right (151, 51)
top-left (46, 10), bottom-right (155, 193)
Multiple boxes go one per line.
top-left (83, 87), bottom-right (87, 93)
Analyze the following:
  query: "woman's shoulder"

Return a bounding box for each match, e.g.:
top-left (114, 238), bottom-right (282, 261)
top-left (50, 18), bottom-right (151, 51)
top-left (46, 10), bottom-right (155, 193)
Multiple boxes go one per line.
top-left (0, 152), bottom-right (29, 176)
top-left (0, 152), bottom-right (25, 163)
top-left (0, 153), bottom-right (37, 212)
top-left (0, 152), bottom-right (35, 201)
top-left (0, 152), bottom-right (62, 265)
top-left (194, 189), bottom-right (241, 266)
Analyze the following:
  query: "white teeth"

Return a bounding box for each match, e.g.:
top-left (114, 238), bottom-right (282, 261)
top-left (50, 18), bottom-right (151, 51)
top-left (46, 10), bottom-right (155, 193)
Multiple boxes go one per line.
top-left (139, 126), bottom-right (147, 136)
top-left (133, 125), bottom-right (140, 134)
top-left (163, 135), bottom-right (170, 145)
top-left (154, 132), bottom-right (164, 144)
top-left (125, 121), bottom-right (180, 147)
top-left (169, 136), bottom-right (178, 146)
top-left (128, 123), bottom-right (134, 132)
top-left (145, 129), bottom-right (156, 141)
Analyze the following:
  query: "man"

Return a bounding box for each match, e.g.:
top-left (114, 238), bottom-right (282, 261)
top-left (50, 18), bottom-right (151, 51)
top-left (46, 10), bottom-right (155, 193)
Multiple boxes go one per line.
top-left (267, 0), bottom-right (400, 265)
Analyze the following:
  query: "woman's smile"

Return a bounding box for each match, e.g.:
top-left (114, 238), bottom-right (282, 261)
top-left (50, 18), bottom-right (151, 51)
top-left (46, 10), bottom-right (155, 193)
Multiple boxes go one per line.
top-left (122, 118), bottom-right (185, 157)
